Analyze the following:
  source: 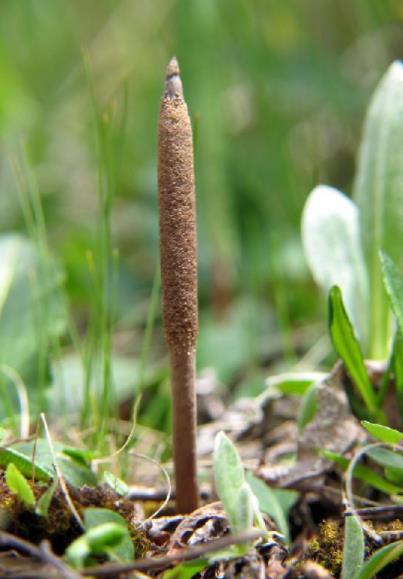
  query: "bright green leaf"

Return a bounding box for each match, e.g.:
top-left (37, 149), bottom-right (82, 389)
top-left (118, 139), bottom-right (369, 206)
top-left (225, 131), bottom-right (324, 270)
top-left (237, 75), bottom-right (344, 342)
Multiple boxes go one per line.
top-left (65, 535), bottom-right (90, 568)
top-left (322, 450), bottom-right (401, 495)
top-left (328, 286), bottom-right (377, 415)
top-left (384, 467), bottom-right (403, 486)
top-left (103, 471), bottom-right (129, 496)
top-left (163, 559), bottom-right (209, 578)
top-left (62, 447), bottom-right (96, 466)
top-left (246, 472), bottom-right (296, 544)
top-left (84, 507), bottom-right (134, 562)
top-left (265, 373), bottom-right (326, 396)
top-left (366, 447), bottom-right (403, 471)
top-left (356, 539), bottom-right (403, 579)
top-left (361, 421), bottom-right (403, 445)
top-left (0, 447), bottom-right (51, 481)
top-left (85, 522), bottom-right (126, 554)
top-left (5, 462), bottom-right (35, 507)
top-left (35, 477), bottom-right (58, 517)
top-left (13, 440), bottom-right (96, 487)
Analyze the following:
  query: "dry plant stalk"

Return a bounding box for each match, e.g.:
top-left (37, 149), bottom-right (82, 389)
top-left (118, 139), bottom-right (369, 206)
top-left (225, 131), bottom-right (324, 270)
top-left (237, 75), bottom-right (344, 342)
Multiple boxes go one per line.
top-left (158, 57), bottom-right (199, 513)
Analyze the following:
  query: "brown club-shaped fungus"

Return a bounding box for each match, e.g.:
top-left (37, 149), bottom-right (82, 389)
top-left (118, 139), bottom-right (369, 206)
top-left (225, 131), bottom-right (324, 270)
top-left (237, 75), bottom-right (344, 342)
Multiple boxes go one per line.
top-left (158, 57), bottom-right (199, 513)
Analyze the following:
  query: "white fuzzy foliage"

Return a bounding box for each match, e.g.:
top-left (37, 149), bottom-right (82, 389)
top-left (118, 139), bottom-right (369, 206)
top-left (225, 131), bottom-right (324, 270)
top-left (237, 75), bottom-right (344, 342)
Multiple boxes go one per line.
top-left (301, 185), bottom-right (368, 342)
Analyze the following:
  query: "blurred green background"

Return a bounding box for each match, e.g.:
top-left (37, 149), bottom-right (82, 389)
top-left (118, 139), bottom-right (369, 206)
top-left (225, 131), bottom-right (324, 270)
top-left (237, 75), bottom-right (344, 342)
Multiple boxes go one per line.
top-left (0, 0), bottom-right (402, 420)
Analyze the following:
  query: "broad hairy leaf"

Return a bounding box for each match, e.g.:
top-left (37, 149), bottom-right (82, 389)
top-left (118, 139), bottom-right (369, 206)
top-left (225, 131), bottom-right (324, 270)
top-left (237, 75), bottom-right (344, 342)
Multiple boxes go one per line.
top-left (353, 61), bottom-right (403, 359)
top-left (341, 515), bottom-right (364, 579)
top-left (328, 286), bottom-right (376, 414)
top-left (233, 483), bottom-right (254, 536)
top-left (214, 432), bottom-right (264, 537)
top-left (213, 432), bottom-right (245, 530)
top-left (302, 185), bottom-right (368, 343)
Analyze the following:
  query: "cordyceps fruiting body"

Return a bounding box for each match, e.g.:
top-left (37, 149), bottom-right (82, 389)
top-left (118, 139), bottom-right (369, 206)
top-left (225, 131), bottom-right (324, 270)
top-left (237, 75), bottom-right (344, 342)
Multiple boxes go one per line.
top-left (158, 57), bottom-right (199, 514)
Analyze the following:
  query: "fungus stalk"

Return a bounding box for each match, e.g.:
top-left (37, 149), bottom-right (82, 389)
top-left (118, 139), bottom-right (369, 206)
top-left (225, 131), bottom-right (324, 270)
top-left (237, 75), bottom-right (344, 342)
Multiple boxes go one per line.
top-left (158, 57), bottom-right (199, 513)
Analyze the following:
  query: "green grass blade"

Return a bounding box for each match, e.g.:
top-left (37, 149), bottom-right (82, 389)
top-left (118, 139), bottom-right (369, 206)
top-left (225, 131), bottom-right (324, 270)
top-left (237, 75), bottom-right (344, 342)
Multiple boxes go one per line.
top-left (361, 421), bottom-right (403, 445)
top-left (356, 540), bottom-right (403, 579)
top-left (322, 450), bottom-right (401, 495)
top-left (247, 472), bottom-right (296, 544)
top-left (328, 286), bottom-right (377, 414)
top-left (366, 447), bottom-right (403, 471)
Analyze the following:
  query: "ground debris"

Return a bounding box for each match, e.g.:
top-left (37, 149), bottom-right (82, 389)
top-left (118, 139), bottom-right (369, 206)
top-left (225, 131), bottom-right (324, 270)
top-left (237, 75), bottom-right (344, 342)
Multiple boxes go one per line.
top-left (256, 363), bottom-right (362, 491)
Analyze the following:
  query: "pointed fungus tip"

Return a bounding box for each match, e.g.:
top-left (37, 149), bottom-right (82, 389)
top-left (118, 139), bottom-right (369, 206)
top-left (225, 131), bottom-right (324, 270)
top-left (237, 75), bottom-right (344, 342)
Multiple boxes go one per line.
top-left (165, 56), bottom-right (183, 99)
top-left (167, 56), bottom-right (180, 77)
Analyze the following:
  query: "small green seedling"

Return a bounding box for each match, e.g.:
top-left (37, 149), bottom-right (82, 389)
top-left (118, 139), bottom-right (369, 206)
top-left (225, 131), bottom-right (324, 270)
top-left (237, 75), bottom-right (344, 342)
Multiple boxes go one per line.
top-left (5, 458), bottom-right (61, 517)
top-left (213, 431), bottom-right (267, 555)
top-left (5, 462), bottom-right (35, 507)
top-left (35, 476), bottom-right (58, 517)
top-left (65, 507), bottom-right (134, 568)
top-left (103, 471), bottom-right (129, 496)
top-left (65, 523), bottom-right (127, 568)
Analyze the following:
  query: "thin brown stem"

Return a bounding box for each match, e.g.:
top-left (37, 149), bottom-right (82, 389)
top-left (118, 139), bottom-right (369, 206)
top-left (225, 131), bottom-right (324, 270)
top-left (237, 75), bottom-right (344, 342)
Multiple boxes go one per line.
top-left (170, 346), bottom-right (198, 513)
